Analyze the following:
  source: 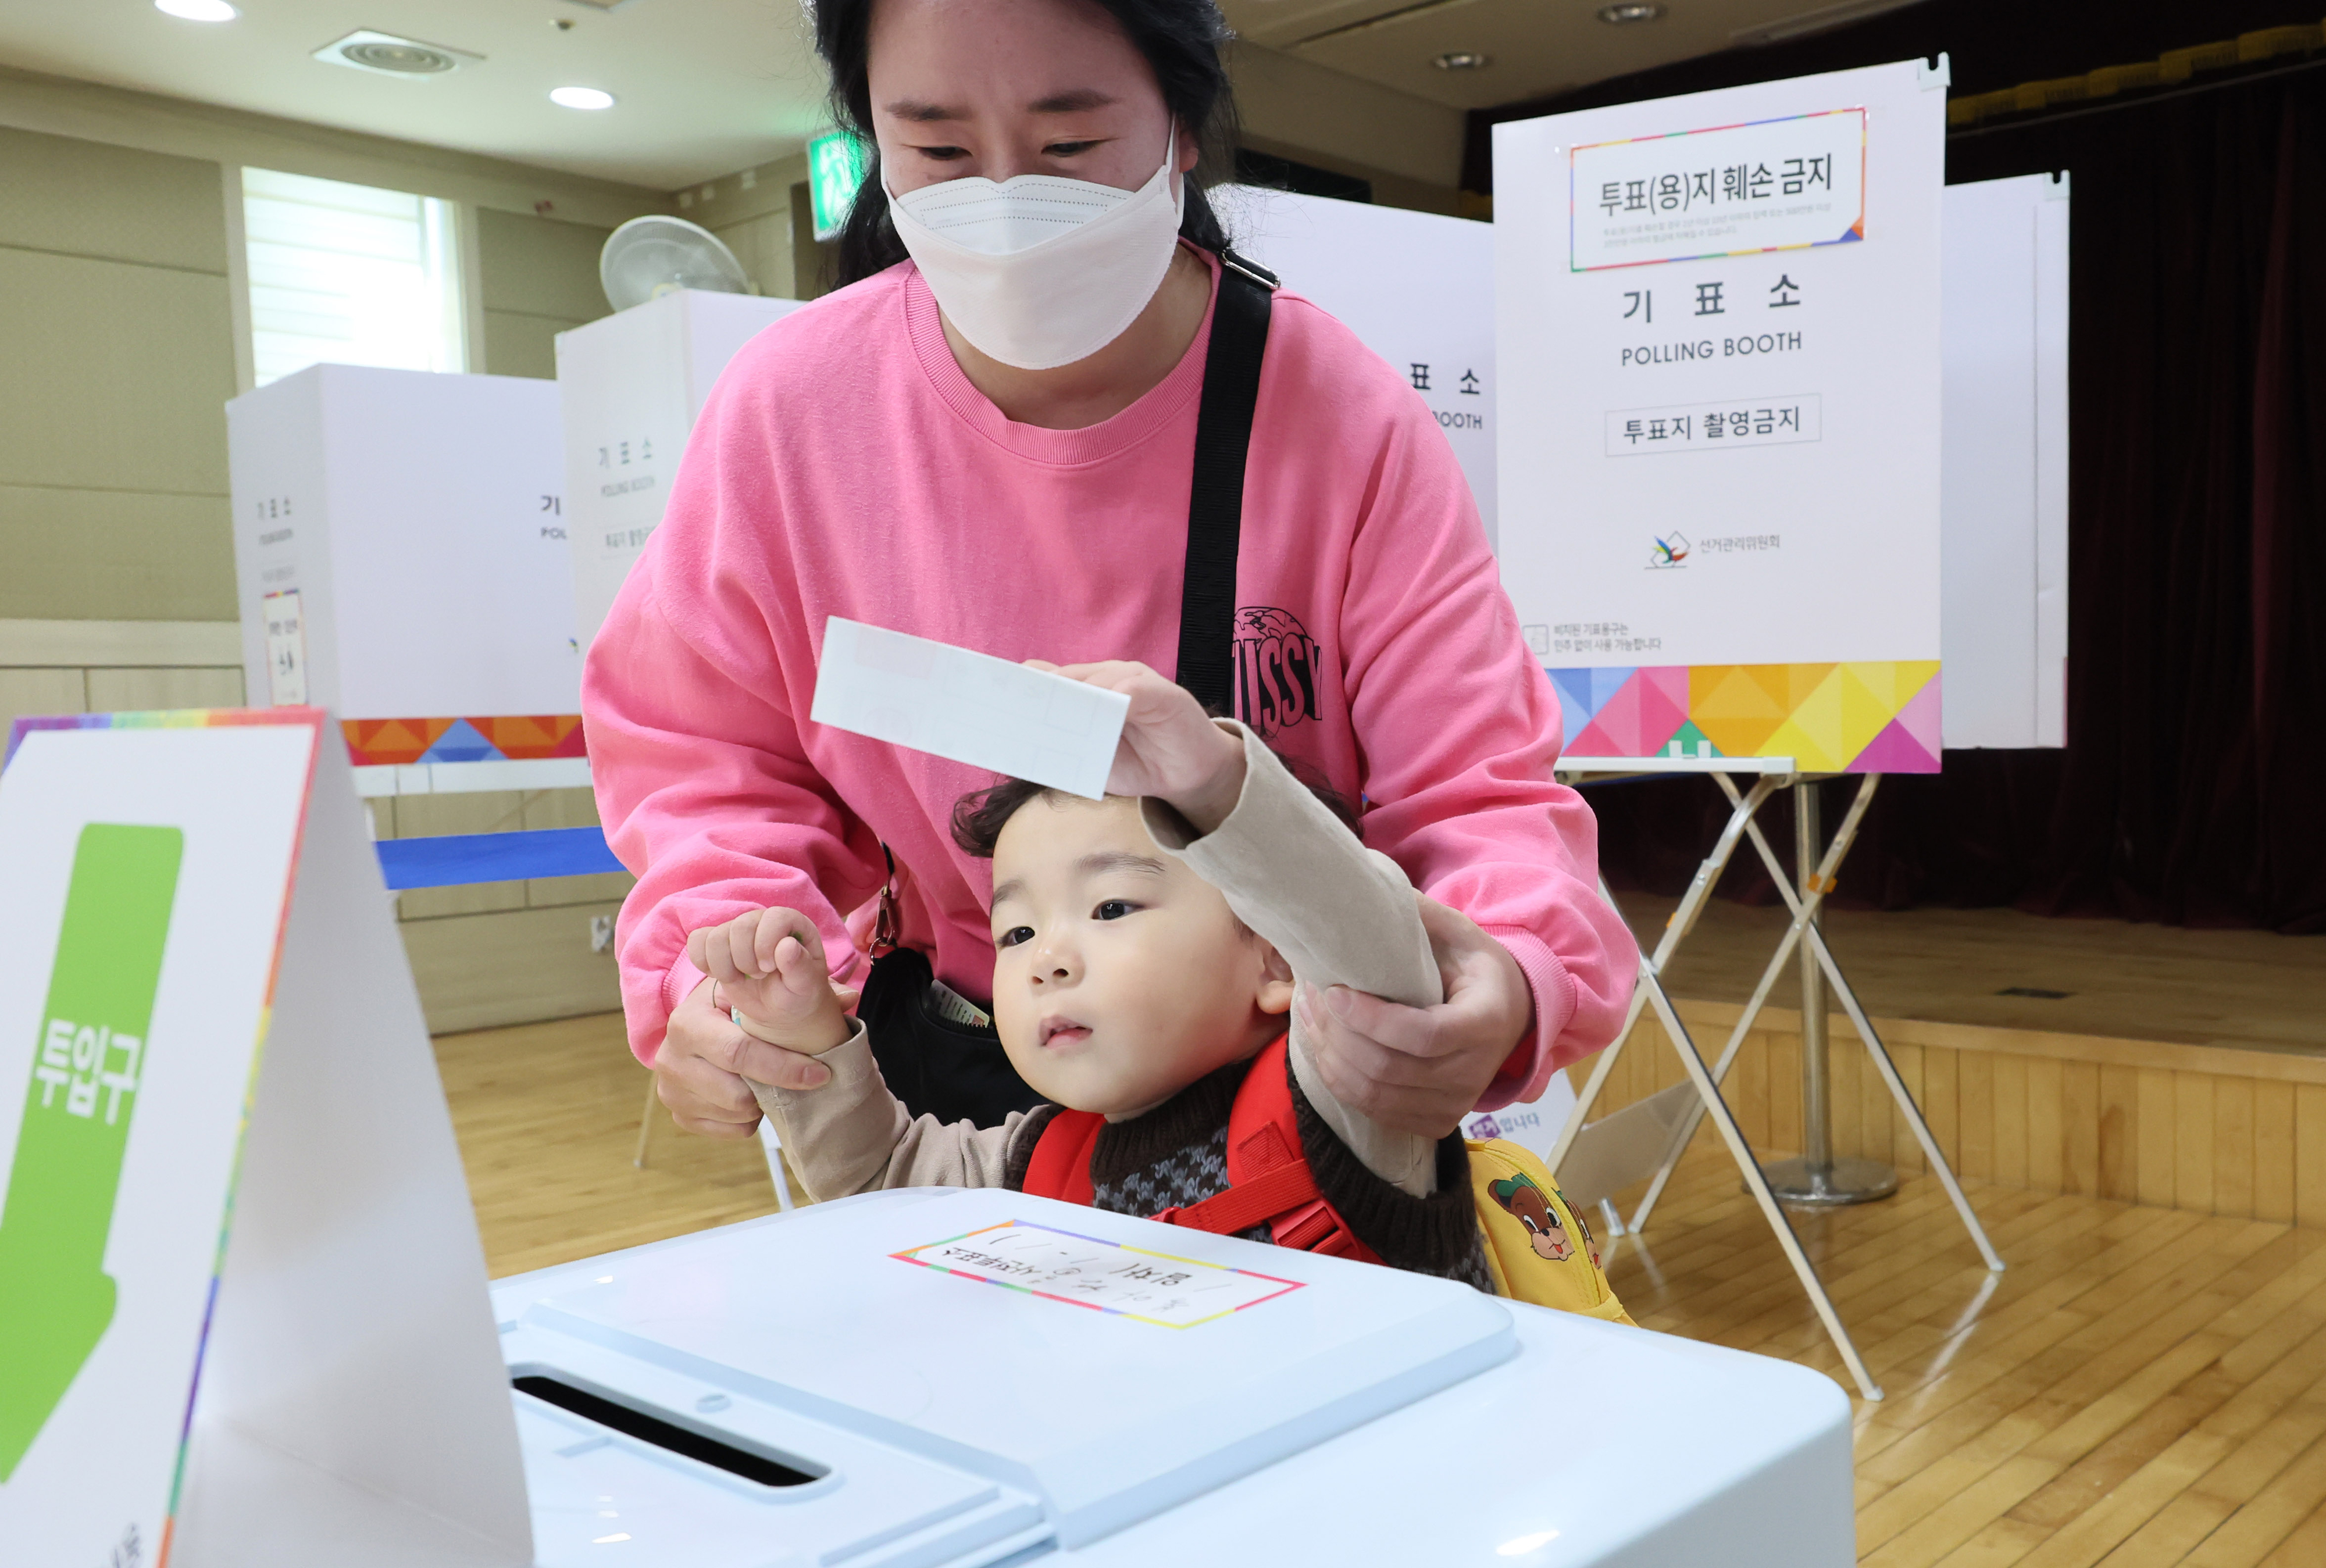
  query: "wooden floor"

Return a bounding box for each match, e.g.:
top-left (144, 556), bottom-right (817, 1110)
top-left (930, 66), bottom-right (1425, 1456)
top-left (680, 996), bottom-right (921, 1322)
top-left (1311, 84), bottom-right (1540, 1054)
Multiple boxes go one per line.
top-left (1611, 1146), bottom-right (2326, 1566)
top-left (438, 1008), bottom-right (2326, 1565)
top-left (1613, 897), bottom-right (2326, 1058)
top-left (435, 1010), bottom-right (787, 1280)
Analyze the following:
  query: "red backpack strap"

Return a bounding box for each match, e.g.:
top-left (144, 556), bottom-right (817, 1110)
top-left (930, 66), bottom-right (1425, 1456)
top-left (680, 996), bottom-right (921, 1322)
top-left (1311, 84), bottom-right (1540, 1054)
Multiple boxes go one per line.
top-left (1157, 1036), bottom-right (1380, 1264)
top-left (1021, 1108), bottom-right (1104, 1206)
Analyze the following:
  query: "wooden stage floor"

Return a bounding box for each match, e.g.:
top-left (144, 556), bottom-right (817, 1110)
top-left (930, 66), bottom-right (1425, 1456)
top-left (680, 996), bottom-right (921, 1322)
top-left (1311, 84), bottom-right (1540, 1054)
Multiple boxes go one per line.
top-left (437, 897), bottom-right (2326, 1565)
top-left (1609, 896), bottom-right (2325, 1059)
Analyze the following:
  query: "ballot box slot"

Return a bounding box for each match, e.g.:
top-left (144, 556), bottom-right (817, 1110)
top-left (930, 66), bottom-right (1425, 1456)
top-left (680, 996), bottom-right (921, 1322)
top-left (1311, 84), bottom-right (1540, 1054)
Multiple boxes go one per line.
top-left (512, 1369), bottom-right (827, 1487)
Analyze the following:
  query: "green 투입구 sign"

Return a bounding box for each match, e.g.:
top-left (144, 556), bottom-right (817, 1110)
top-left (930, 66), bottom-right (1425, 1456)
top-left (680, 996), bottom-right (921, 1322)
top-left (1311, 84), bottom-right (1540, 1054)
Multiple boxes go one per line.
top-left (809, 130), bottom-right (869, 242)
top-left (0, 824), bottom-right (181, 1479)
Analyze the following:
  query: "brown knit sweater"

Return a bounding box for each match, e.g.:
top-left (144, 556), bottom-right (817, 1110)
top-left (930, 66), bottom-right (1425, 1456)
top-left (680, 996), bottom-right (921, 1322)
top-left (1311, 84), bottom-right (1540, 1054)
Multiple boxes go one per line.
top-left (998, 1058), bottom-right (1492, 1290)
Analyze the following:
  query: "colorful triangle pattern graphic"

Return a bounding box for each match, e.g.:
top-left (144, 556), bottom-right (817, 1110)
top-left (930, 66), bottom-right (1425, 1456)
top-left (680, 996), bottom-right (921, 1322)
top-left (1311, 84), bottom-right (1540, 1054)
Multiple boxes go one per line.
top-left (1550, 666), bottom-right (1637, 749)
top-left (1544, 663), bottom-right (1940, 773)
top-left (339, 715), bottom-right (589, 767)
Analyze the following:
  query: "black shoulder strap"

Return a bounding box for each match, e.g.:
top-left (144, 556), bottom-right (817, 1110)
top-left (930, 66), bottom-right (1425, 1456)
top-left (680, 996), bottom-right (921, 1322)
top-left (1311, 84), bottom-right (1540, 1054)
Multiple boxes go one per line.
top-left (1176, 250), bottom-right (1278, 717)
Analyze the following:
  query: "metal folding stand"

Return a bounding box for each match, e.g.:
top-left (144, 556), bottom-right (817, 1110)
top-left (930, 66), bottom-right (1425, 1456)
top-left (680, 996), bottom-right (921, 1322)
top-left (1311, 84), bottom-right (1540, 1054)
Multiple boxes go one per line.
top-left (1545, 756), bottom-right (2003, 1401)
top-left (1625, 772), bottom-right (2003, 1276)
top-left (1760, 781), bottom-right (1897, 1208)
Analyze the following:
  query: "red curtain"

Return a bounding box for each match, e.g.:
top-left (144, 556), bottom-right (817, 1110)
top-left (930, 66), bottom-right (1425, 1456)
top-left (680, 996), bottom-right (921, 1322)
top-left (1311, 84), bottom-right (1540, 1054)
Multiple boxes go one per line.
top-left (1590, 72), bottom-right (2326, 933)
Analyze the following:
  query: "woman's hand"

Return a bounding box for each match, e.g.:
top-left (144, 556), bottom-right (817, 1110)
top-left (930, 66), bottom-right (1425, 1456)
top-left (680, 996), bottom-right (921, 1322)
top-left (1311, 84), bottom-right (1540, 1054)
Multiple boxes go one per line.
top-left (1296, 894), bottom-right (1535, 1139)
top-left (1029, 659), bottom-right (1245, 832)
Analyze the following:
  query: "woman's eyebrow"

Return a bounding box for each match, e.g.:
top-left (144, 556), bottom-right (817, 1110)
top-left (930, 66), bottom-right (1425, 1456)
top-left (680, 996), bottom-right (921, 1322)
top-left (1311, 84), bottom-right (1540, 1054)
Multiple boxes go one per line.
top-left (883, 98), bottom-right (963, 122)
top-left (1029, 89), bottom-right (1118, 115)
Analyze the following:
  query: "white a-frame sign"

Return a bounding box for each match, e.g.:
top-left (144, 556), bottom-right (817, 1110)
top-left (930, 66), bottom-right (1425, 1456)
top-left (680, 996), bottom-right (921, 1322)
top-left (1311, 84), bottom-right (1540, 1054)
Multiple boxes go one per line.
top-left (0, 709), bottom-right (529, 1566)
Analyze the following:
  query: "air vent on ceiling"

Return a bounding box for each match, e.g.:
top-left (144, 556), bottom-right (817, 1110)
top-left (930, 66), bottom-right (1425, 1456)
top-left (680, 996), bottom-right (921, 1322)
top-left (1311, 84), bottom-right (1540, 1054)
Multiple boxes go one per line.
top-left (314, 30), bottom-right (483, 77)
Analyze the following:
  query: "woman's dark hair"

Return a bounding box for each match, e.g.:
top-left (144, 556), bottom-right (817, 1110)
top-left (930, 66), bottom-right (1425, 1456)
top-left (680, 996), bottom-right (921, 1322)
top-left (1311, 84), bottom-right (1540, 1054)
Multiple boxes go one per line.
top-left (952, 763), bottom-right (1361, 860)
top-left (811, 0), bottom-right (1239, 288)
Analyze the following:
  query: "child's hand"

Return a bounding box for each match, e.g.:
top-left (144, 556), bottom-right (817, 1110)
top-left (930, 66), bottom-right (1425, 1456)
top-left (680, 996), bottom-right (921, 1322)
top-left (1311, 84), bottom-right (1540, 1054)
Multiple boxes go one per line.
top-left (1028, 659), bottom-right (1246, 833)
top-left (684, 908), bottom-right (852, 1056)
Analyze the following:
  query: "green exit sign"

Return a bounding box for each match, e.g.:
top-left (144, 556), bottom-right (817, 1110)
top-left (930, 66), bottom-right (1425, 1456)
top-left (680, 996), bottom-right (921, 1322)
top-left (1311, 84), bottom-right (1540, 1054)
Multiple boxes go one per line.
top-left (808, 131), bottom-right (869, 242)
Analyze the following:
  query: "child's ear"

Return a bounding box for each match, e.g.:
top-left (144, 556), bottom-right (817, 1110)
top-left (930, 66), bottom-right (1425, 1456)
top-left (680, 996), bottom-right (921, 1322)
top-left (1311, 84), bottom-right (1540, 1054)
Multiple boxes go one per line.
top-left (1253, 940), bottom-right (1295, 1016)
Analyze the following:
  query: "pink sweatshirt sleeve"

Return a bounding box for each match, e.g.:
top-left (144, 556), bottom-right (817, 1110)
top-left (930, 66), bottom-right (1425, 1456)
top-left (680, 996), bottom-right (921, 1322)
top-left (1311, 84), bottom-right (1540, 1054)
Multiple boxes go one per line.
top-left (581, 399), bottom-right (886, 1066)
top-left (1318, 359), bottom-right (1639, 1103)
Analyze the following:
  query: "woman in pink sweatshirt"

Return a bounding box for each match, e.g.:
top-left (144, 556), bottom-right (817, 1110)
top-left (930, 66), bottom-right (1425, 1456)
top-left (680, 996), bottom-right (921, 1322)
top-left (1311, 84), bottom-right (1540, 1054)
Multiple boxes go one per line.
top-left (583, 0), bottom-right (1639, 1144)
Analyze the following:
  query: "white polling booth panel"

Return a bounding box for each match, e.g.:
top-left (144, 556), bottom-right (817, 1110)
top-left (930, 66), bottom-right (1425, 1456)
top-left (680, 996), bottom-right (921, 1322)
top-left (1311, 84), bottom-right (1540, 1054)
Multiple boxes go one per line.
top-left (1940, 172), bottom-right (2070, 749)
top-left (226, 365), bottom-right (585, 788)
top-left (1495, 59), bottom-right (1952, 774)
top-left (1237, 174), bottom-right (2068, 758)
top-left (558, 289), bottom-right (809, 647)
top-left (1215, 185), bottom-right (1499, 549)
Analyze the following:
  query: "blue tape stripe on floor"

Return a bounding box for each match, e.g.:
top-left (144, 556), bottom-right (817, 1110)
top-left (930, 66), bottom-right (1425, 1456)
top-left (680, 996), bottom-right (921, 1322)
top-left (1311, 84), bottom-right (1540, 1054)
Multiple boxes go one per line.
top-left (376, 827), bottom-right (625, 890)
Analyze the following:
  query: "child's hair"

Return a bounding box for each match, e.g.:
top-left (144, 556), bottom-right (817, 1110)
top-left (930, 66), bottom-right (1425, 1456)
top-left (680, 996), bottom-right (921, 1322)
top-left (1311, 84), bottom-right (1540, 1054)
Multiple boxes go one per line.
top-left (951, 755), bottom-right (1361, 859)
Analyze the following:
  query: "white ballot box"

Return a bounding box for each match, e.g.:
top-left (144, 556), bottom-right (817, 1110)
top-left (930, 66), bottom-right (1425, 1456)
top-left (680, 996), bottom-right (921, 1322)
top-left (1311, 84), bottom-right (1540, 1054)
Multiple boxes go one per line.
top-left (557, 289), bottom-right (809, 647)
top-left (494, 1188), bottom-right (1854, 1566)
top-left (226, 366), bottom-right (585, 780)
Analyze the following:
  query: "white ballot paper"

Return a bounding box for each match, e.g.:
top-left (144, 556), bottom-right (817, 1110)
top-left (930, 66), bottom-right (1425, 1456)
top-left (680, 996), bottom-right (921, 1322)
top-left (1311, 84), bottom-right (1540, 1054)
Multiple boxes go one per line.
top-left (811, 619), bottom-right (1129, 799)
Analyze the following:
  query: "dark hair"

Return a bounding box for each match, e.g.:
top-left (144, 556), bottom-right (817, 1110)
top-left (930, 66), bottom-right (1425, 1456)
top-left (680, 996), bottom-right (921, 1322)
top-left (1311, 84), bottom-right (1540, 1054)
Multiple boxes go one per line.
top-left (951, 764), bottom-right (1361, 860)
top-left (810, 0), bottom-right (1239, 289)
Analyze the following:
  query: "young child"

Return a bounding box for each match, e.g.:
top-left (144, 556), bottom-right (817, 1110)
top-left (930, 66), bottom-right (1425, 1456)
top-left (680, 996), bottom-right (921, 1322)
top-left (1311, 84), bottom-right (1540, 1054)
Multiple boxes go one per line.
top-left (687, 660), bottom-right (1493, 1288)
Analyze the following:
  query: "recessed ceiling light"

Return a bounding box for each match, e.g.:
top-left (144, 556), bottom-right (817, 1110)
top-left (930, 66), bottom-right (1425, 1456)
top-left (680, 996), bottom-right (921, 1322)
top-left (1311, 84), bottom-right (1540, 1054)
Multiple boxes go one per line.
top-left (1434, 51), bottom-right (1490, 70)
top-left (1598, 2), bottom-right (1665, 21)
top-left (551, 86), bottom-right (618, 110)
top-left (155, 0), bottom-right (238, 19)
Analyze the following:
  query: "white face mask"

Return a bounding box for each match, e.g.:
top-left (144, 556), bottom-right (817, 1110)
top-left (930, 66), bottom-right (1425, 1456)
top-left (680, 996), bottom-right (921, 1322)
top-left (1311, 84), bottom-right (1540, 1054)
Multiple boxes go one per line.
top-left (886, 134), bottom-right (1185, 371)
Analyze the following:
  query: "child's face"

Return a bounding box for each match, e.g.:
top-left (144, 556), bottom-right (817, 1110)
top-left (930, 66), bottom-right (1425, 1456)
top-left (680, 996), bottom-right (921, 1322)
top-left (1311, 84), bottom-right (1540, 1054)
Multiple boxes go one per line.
top-left (987, 795), bottom-right (1293, 1117)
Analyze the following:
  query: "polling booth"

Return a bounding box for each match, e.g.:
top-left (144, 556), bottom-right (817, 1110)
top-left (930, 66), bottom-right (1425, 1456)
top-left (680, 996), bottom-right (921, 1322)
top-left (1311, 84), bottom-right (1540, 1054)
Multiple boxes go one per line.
top-left (1939, 171), bottom-right (2070, 750)
top-left (558, 288), bottom-right (811, 647)
top-left (226, 364), bottom-right (588, 798)
top-left (1483, 56), bottom-right (2071, 1402)
top-left (1215, 185), bottom-right (1499, 549)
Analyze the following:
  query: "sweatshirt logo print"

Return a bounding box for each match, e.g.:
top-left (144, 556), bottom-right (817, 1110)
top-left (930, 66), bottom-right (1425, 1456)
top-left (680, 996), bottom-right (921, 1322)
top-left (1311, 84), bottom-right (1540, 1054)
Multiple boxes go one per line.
top-left (1231, 608), bottom-right (1322, 737)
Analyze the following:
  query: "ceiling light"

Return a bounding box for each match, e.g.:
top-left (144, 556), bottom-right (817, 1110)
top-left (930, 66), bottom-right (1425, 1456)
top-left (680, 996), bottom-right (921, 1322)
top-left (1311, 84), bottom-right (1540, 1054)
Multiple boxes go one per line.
top-left (155, 0), bottom-right (238, 19)
top-left (1598, 2), bottom-right (1665, 21)
top-left (315, 30), bottom-right (480, 77)
top-left (551, 85), bottom-right (618, 110)
top-left (1434, 51), bottom-right (1490, 70)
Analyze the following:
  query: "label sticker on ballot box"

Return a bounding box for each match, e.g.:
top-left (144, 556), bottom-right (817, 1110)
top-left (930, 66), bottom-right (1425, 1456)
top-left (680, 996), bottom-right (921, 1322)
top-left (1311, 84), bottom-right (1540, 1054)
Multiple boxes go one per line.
top-left (892, 1220), bottom-right (1303, 1328)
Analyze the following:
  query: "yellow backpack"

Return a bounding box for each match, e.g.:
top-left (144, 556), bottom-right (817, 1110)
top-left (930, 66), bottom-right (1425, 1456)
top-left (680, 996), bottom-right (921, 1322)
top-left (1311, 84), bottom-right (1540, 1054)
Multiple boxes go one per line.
top-left (1465, 1139), bottom-right (1636, 1325)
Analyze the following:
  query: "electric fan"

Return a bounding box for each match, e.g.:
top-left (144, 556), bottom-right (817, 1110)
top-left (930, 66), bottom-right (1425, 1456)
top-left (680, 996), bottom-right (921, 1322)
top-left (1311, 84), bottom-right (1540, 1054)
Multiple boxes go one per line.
top-left (598, 215), bottom-right (751, 311)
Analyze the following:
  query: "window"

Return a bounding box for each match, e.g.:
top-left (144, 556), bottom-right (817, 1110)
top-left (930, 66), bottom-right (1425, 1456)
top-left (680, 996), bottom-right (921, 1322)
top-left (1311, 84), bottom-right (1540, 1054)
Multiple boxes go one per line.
top-left (241, 168), bottom-right (466, 386)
